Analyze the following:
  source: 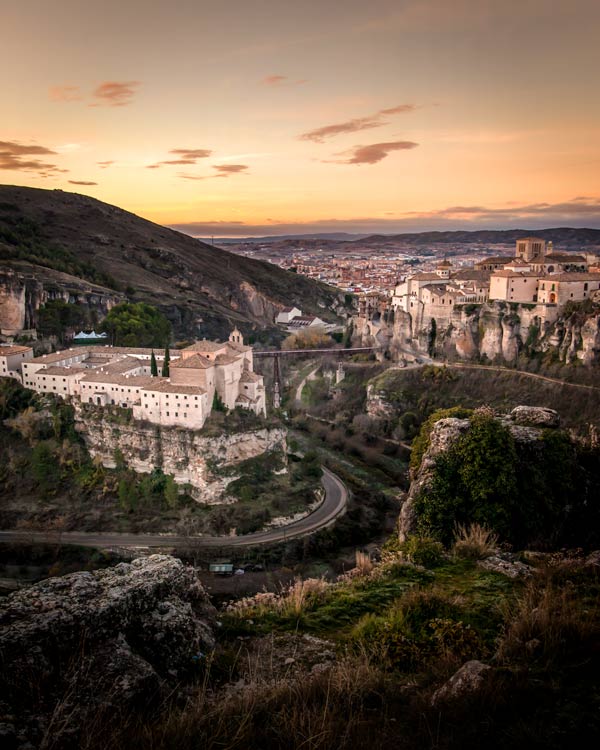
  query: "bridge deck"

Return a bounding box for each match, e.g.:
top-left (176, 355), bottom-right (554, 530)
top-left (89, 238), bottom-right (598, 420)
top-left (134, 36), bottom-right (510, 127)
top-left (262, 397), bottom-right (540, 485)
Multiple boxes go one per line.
top-left (254, 347), bottom-right (380, 356)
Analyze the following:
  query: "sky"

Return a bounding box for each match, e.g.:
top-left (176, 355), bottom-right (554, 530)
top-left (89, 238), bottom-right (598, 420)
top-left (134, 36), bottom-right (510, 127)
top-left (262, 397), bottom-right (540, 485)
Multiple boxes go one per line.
top-left (2, 0), bottom-right (600, 236)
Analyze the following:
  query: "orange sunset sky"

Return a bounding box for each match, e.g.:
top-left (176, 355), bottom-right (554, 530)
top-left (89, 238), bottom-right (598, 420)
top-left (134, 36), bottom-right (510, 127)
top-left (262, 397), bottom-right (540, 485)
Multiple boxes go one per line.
top-left (2, 0), bottom-right (600, 236)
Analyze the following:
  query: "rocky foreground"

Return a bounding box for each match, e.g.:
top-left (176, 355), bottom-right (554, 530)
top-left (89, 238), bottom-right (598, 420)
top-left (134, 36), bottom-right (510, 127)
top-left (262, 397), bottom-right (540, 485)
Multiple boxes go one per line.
top-left (0, 555), bottom-right (215, 749)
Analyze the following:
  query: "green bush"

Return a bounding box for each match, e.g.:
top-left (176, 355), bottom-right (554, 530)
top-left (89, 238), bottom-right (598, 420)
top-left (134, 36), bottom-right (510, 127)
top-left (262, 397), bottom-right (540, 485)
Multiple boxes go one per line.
top-left (401, 535), bottom-right (445, 568)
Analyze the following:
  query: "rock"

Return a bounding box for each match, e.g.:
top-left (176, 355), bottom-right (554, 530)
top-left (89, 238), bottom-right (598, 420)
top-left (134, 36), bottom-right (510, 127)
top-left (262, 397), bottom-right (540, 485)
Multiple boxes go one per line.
top-left (510, 406), bottom-right (560, 428)
top-left (585, 550), bottom-right (600, 567)
top-left (478, 553), bottom-right (533, 579)
top-left (0, 555), bottom-right (215, 746)
top-left (431, 660), bottom-right (492, 706)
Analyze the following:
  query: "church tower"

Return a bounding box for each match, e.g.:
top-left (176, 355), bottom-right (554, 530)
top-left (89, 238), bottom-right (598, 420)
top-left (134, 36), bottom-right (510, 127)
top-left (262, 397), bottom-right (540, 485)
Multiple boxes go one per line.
top-left (229, 327), bottom-right (243, 345)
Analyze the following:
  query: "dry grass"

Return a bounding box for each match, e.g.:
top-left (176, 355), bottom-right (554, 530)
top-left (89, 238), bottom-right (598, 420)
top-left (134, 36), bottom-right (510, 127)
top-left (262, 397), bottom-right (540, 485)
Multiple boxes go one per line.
top-left (226, 577), bottom-right (330, 619)
top-left (134, 653), bottom-right (389, 750)
top-left (452, 523), bottom-right (499, 560)
top-left (354, 550), bottom-right (374, 576)
top-left (497, 564), bottom-right (599, 668)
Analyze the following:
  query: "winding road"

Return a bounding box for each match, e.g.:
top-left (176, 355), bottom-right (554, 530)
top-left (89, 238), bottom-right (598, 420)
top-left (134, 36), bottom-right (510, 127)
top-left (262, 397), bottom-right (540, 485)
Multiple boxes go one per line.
top-left (0, 468), bottom-right (348, 551)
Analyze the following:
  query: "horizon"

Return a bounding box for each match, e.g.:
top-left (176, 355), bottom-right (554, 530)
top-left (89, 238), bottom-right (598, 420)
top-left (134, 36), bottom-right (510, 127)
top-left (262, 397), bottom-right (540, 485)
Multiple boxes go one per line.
top-left (3, 1), bottom-right (600, 234)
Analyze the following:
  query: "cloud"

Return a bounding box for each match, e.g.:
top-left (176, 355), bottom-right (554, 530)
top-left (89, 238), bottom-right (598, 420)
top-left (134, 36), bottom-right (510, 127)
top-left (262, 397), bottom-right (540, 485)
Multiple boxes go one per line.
top-left (178, 164), bottom-right (249, 181)
top-left (300, 103), bottom-right (417, 143)
top-left (91, 81), bottom-right (140, 107)
top-left (147, 148), bottom-right (212, 169)
top-left (97, 160), bottom-right (114, 168)
top-left (263, 75), bottom-right (287, 85)
top-left (68, 180), bottom-right (97, 186)
top-left (49, 85), bottom-right (82, 102)
top-left (331, 140), bottom-right (419, 165)
top-left (262, 75), bottom-right (307, 86)
top-left (169, 197), bottom-right (600, 237)
top-left (0, 140), bottom-right (67, 176)
top-left (213, 164), bottom-right (248, 176)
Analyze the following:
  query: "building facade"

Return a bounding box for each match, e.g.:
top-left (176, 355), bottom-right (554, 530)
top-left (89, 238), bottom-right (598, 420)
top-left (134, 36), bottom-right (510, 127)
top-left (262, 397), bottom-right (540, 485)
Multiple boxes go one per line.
top-left (11, 329), bottom-right (266, 430)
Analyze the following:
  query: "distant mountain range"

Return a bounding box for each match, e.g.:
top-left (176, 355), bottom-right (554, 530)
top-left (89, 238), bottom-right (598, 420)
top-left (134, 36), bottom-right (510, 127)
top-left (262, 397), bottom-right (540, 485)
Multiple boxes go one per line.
top-left (216, 227), bottom-right (600, 249)
top-left (0, 185), bottom-right (344, 338)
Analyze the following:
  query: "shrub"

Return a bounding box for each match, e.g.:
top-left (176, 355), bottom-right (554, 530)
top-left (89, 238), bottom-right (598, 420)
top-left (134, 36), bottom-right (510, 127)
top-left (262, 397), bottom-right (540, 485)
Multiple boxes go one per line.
top-left (410, 407), bottom-right (473, 472)
top-left (401, 535), bottom-right (445, 568)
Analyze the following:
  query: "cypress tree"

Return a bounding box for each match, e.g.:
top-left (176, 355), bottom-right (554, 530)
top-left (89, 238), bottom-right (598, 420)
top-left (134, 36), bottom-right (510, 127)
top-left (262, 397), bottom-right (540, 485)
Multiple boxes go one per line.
top-left (150, 350), bottom-right (158, 377)
top-left (161, 344), bottom-right (170, 377)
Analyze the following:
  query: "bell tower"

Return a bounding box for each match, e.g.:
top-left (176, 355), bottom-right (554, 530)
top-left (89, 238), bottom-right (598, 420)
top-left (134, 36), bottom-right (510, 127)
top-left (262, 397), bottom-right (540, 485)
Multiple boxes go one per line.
top-left (229, 327), bottom-right (243, 345)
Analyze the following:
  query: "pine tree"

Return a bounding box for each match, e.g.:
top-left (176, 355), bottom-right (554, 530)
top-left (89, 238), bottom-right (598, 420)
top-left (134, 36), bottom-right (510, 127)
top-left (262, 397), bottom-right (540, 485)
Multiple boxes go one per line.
top-left (161, 344), bottom-right (170, 377)
top-left (150, 350), bottom-right (158, 377)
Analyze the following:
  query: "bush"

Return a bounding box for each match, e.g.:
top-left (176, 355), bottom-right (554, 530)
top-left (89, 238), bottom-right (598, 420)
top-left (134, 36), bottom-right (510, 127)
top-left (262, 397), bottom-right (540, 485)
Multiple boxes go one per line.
top-left (401, 535), bottom-right (445, 568)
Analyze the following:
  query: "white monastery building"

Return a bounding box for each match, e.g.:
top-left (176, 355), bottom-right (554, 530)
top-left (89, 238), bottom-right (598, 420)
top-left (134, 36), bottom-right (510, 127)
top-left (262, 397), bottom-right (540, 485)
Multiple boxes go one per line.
top-left (7, 329), bottom-right (265, 430)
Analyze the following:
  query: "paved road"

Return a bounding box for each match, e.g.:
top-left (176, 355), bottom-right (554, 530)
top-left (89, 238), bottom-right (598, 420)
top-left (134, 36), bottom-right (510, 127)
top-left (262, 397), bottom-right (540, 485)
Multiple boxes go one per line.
top-left (0, 468), bottom-right (348, 551)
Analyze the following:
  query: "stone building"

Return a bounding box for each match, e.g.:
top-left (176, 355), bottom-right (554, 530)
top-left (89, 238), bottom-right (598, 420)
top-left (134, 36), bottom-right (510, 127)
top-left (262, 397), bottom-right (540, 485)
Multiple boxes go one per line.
top-left (13, 329), bottom-right (265, 430)
top-left (0, 344), bottom-right (33, 379)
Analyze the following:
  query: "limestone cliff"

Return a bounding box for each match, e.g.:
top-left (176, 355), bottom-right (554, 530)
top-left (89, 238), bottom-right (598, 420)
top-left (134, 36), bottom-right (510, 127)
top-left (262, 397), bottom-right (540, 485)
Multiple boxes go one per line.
top-left (355, 301), bottom-right (600, 366)
top-left (0, 262), bottom-right (122, 333)
top-left (75, 406), bottom-right (287, 503)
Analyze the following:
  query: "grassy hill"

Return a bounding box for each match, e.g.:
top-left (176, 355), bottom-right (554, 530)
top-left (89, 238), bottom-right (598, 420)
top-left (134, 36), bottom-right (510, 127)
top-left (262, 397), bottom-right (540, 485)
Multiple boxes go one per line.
top-left (0, 185), bottom-right (346, 339)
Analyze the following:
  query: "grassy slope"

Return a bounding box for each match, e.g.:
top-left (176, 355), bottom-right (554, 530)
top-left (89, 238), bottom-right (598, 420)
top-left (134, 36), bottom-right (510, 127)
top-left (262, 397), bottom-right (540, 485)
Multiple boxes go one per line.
top-left (369, 365), bottom-right (600, 432)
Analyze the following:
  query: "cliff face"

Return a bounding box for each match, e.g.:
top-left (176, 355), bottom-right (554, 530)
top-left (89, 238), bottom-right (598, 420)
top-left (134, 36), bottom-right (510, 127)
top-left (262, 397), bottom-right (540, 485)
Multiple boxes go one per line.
top-left (355, 302), bottom-right (600, 366)
top-left (0, 555), bottom-right (215, 747)
top-left (0, 262), bottom-right (123, 332)
top-left (75, 408), bottom-right (287, 503)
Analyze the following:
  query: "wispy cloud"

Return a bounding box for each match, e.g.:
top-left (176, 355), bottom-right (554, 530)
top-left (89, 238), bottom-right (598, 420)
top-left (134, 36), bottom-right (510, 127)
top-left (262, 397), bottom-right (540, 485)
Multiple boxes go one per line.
top-left (329, 140), bottom-right (419, 165)
top-left (97, 160), bottom-right (114, 168)
top-left (0, 140), bottom-right (67, 176)
top-left (68, 180), bottom-right (97, 186)
top-left (90, 81), bottom-right (140, 107)
top-left (300, 104), bottom-right (417, 143)
top-left (49, 85), bottom-right (82, 102)
top-left (178, 164), bottom-right (249, 181)
top-left (213, 164), bottom-right (248, 176)
top-left (147, 148), bottom-right (212, 169)
top-left (262, 74), bottom-right (307, 86)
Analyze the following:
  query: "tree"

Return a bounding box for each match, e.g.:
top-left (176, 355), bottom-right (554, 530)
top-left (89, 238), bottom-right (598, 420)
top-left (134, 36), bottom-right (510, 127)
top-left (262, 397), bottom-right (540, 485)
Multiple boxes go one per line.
top-left (164, 475), bottom-right (179, 508)
top-left (150, 350), bottom-right (158, 377)
top-left (282, 327), bottom-right (333, 351)
top-left (161, 344), bottom-right (170, 377)
top-left (37, 299), bottom-right (88, 343)
top-left (212, 392), bottom-right (227, 412)
top-left (100, 302), bottom-right (171, 347)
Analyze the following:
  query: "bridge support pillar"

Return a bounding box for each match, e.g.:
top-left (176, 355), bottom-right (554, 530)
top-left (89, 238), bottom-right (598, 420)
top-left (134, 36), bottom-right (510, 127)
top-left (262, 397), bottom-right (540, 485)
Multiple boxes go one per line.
top-left (272, 354), bottom-right (281, 409)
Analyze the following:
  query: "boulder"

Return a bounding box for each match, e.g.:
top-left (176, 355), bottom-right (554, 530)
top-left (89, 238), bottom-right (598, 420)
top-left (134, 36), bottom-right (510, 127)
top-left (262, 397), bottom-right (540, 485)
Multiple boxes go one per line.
top-left (510, 406), bottom-right (560, 428)
top-left (431, 660), bottom-right (492, 706)
top-left (0, 555), bottom-right (215, 747)
top-left (478, 553), bottom-right (533, 579)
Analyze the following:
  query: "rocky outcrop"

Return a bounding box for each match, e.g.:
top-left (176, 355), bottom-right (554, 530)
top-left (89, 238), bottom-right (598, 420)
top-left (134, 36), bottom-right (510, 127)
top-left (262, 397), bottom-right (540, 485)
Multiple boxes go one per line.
top-left (478, 553), bottom-right (533, 578)
top-left (75, 408), bottom-right (287, 503)
top-left (399, 407), bottom-right (561, 541)
top-left (0, 555), bottom-right (215, 747)
top-left (399, 417), bottom-right (471, 540)
top-left (431, 660), bottom-right (492, 706)
top-left (0, 263), bottom-right (122, 334)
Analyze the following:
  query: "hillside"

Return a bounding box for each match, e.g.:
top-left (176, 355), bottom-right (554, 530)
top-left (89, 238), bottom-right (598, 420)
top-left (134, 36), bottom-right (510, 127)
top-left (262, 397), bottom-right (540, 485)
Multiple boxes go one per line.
top-left (0, 185), bottom-right (346, 339)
